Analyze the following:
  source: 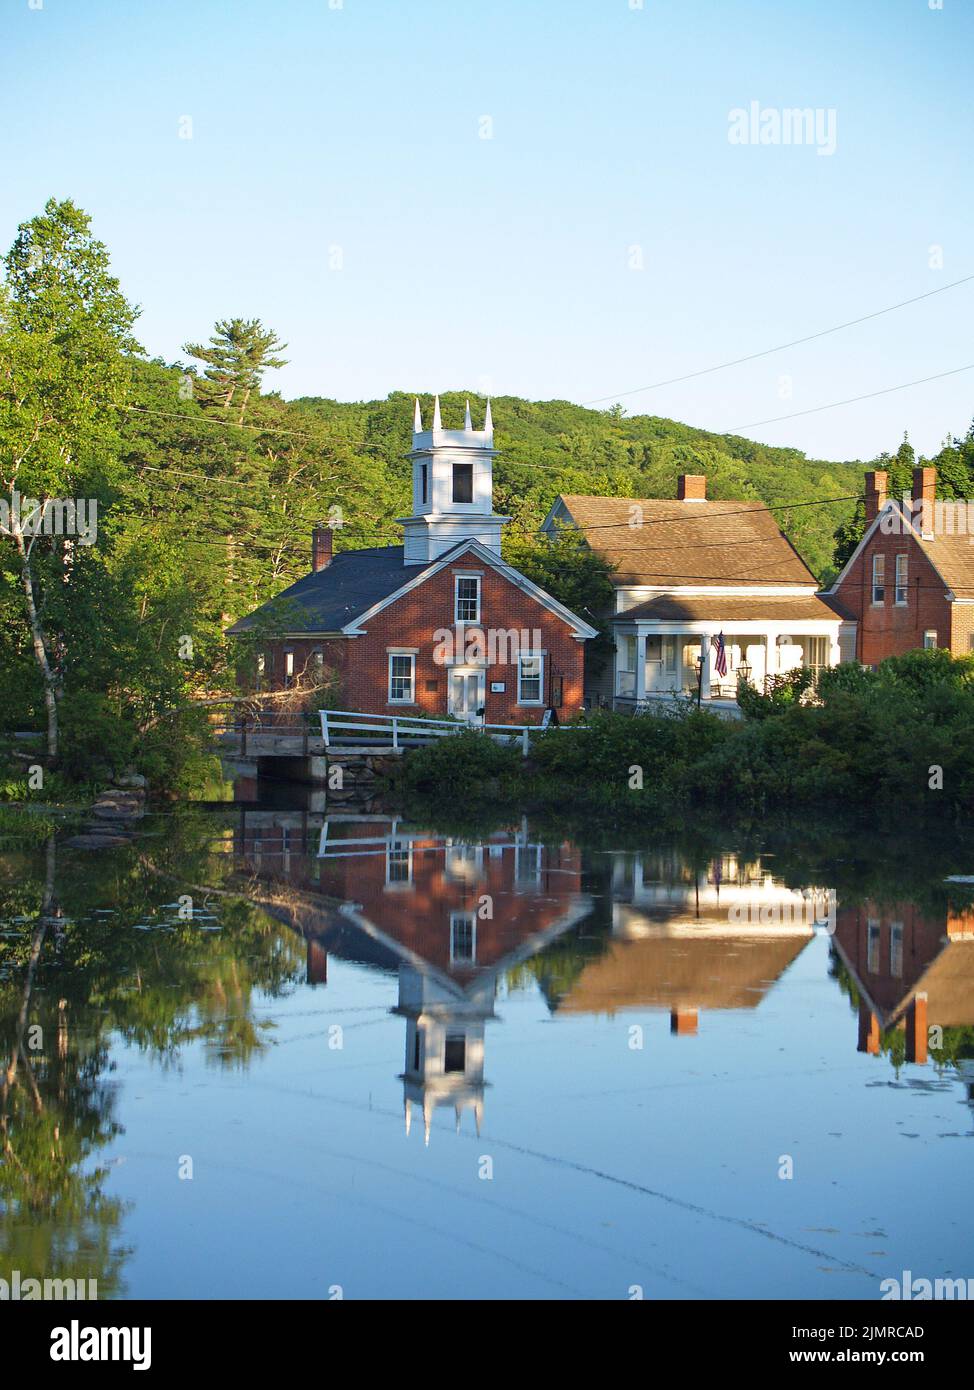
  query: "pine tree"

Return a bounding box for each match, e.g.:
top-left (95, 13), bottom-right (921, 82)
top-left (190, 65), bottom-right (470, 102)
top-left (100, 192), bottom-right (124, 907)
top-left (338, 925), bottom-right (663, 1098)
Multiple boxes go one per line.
top-left (183, 318), bottom-right (288, 423)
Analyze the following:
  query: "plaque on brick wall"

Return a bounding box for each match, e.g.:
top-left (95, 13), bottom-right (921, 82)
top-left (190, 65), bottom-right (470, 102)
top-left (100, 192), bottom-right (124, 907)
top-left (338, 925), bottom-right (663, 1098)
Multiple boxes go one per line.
top-left (490, 681), bottom-right (505, 693)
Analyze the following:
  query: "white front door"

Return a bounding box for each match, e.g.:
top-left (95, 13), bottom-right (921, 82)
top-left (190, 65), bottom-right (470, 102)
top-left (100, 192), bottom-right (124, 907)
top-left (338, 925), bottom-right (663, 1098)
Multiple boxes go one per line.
top-left (449, 669), bottom-right (485, 724)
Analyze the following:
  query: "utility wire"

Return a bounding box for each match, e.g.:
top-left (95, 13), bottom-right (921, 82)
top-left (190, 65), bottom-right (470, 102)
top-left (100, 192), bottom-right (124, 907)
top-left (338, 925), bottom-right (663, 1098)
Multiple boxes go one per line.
top-left (582, 274), bottom-right (974, 406)
top-left (729, 364), bottom-right (974, 431)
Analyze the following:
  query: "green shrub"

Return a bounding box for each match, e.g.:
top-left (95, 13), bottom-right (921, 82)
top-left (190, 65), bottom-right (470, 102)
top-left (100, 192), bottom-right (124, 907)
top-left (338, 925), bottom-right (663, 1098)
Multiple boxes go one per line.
top-left (391, 728), bottom-right (523, 799)
top-left (58, 691), bottom-right (137, 782)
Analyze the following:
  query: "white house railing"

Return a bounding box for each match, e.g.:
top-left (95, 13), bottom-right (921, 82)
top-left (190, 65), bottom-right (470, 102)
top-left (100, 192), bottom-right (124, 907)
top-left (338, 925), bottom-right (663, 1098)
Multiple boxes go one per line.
top-left (319, 708), bottom-right (559, 756)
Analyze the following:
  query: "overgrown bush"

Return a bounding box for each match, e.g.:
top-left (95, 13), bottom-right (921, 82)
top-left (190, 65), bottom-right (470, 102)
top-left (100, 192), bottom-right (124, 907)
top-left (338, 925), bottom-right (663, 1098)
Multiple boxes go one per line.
top-left (391, 650), bottom-right (974, 824)
top-left (390, 728), bottom-right (523, 800)
top-left (58, 691), bottom-right (137, 782)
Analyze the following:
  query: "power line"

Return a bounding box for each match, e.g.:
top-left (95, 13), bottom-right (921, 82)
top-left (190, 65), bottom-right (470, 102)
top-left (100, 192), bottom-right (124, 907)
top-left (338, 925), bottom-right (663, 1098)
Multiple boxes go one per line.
top-left (729, 364), bottom-right (974, 431)
top-left (582, 274), bottom-right (974, 406)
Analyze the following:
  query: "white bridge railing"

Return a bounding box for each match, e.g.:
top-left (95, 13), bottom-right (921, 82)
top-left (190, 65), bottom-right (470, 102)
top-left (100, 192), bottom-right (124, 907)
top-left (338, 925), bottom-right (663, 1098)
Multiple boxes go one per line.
top-left (319, 708), bottom-right (548, 756)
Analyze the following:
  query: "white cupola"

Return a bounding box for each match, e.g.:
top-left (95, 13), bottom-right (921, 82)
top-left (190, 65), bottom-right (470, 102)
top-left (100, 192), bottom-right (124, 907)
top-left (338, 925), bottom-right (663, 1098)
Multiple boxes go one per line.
top-left (398, 395), bottom-right (510, 565)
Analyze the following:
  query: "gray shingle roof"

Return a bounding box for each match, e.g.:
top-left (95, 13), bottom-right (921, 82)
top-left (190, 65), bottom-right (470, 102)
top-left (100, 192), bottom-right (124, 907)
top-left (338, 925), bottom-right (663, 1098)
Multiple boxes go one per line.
top-left (227, 546), bottom-right (414, 634)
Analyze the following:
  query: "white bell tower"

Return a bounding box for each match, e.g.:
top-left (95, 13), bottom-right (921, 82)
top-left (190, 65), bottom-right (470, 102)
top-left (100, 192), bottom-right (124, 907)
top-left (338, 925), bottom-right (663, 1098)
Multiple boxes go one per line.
top-left (399, 396), bottom-right (510, 565)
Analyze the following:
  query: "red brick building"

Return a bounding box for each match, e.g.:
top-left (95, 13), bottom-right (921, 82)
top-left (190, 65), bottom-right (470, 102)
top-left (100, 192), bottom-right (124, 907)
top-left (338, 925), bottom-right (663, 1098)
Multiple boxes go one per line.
top-left (831, 897), bottom-right (974, 1063)
top-left (827, 466), bottom-right (974, 664)
top-left (228, 398), bottom-right (597, 722)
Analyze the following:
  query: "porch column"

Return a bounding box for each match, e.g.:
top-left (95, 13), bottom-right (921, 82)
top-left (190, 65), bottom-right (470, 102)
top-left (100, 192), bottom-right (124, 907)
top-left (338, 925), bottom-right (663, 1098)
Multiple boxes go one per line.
top-left (635, 631), bottom-right (647, 703)
top-left (764, 631), bottom-right (776, 690)
top-left (699, 630), bottom-right (712, 700)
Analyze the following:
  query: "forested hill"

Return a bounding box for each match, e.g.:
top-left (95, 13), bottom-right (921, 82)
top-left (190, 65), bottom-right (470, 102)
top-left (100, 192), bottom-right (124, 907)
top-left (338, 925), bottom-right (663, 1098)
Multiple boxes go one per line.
top-left (286, 389), bottom-right (862, 581)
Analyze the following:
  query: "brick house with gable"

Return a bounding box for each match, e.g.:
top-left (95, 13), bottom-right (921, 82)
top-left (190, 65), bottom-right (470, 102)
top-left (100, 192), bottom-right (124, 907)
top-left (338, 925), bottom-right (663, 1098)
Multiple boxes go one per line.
top-left (826, 466), bottom-right (974, 664)
top-left (229, 398), bottom-right (597, 723)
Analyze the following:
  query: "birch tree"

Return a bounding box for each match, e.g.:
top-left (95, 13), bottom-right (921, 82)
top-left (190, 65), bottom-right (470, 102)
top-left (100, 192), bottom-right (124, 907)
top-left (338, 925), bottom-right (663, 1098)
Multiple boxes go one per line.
top-left (0, 199), bottom-right (139, 761)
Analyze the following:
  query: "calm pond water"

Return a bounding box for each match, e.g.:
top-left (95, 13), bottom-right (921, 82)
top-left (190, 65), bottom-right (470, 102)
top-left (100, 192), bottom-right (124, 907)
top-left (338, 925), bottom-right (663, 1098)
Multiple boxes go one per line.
top-left (1, 792), bottom-right (973, 1300)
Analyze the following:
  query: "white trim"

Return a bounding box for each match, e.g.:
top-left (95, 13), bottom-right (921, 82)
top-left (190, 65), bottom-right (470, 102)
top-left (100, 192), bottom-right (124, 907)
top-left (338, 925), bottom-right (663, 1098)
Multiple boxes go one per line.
top-left (449, 910), bottom-right (477, 965)
top-left (342, 537), bottom-right (598, 639)
top-left (824, 498), bottom-right (956, 597)
top-left (454, 573), bottom-right (481, 624)
top-left (614, 618), bottom-right (840, 636)
top-left (517, 651), bottom-right (545, 705)
top-left (387, 651), bottom-right (416, 704)
top-left (616, 584), bottom-right (819, 611)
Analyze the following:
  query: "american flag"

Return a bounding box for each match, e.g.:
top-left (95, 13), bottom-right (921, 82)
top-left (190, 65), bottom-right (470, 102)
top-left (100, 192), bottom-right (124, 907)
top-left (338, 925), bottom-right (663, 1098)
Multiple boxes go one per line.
top-left (711, 632), bottom-right (728, 678)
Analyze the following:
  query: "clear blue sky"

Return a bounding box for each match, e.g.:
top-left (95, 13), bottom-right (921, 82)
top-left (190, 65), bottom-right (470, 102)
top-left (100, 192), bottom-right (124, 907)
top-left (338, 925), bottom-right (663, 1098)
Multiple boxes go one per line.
top-left (2, 0), bottom-right (971, 462)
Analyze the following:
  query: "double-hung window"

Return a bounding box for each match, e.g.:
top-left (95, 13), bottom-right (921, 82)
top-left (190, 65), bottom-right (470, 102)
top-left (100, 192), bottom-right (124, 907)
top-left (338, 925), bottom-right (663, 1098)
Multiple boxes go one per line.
top-left (455, 575), bottom-right (480, 623)
top-left (871, 554), bottom-right (885, 604)
top-left (388, 652), bottom-right (415, 703)
top-left (450, 911), bottom-right (476, 964)
top-left (518, 652), bottom-right (544, 704)
top-left (894, 554), bottom-right (908, 605)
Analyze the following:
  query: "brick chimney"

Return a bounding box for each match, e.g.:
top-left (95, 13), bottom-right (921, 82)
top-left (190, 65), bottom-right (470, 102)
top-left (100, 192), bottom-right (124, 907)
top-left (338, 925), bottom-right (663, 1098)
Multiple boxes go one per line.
top-left (311, 524), bottom-right (333, 572)
top-left (677, 474), bottom-right (706, 501)
top-left (912, 466), bottom-right (937, 538)
top-left (864, 470), bottom-right (887, 524)
top-left (670, 1007), bottom-right (699, 1036)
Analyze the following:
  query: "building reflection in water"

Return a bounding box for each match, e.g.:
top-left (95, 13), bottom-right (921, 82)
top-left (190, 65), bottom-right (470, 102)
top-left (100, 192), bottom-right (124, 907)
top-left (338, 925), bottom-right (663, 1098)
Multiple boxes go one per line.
top-left (232, 811), bottom-right (592, 1142)
top-left (230, 808), bottom-right (974, 1129)
top-left (551, 850), bottom-right (830, 1036)
top-left (831, 900), bottom-right (974, 1079)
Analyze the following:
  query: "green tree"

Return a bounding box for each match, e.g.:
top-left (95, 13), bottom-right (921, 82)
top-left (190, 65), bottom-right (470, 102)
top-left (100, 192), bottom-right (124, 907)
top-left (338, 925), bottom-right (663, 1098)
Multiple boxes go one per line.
top-left (183, 317), bottom-right (288, 423)
top-left (503, 526), bottom-right (616, 674)
top-left (0, 199), bottom-right (138, 760)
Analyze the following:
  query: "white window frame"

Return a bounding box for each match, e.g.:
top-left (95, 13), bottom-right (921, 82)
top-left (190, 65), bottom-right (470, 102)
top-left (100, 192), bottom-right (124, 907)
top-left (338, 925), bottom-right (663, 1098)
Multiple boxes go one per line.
top-left (890, 922), bottom-right (903, 979)
top-left (454, 574), bottom-right (481, 624)
top-left (867, 919), bottom-right (880, 974)
top-left (517, 651), bottom-right (545, 705)
top-left (449, 910), bottom-right (477, 964)
top-left (388, 652), bottom-right (415, 704)
top-left (894, 553), bottom-right (908, 606)
top-left (923, 630), bottom-right (939, 650)
top-left (385, 838), bottom-right (414, 886)
top-left (283, 649), bottom-right (295, 688)
top-left (452, 462), bottom-right (474, 505)
top-left (871, 554), bottom-right (885, 605)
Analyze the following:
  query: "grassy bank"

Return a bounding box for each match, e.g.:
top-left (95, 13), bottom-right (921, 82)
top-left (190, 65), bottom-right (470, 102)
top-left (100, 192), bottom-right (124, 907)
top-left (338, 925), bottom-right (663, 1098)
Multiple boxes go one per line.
top-left (387, 649), bottom-right (974, 827)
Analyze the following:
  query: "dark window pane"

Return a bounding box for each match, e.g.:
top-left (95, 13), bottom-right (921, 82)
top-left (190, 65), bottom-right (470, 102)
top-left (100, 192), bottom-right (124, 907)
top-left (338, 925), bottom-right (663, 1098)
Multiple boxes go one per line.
top-left (444, 1035), bottom-right (466, 1073)
top-left (452, 463), bottom-right (473, 504)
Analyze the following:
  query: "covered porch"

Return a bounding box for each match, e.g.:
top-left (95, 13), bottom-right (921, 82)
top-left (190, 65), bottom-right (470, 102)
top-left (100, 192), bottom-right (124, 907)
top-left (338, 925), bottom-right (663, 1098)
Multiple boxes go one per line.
top-left (611, 595), bottom-right (844, 707)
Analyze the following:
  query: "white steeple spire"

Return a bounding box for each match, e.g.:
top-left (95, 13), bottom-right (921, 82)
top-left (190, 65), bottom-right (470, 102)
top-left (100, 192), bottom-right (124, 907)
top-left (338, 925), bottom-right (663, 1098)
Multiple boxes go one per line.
top-left (398, 389), bottom-right (509, 564)
top-left (484, 398), bottom-right (493, 441)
